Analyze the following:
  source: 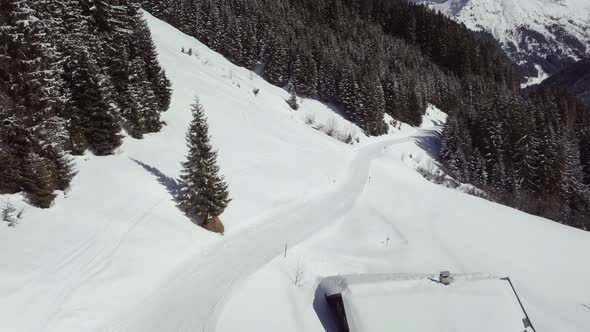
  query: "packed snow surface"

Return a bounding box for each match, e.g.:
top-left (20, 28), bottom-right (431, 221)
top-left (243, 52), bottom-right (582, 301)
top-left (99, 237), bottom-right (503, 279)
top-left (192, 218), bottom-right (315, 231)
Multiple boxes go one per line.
top-left (0, 10), bottom-right (590, 332)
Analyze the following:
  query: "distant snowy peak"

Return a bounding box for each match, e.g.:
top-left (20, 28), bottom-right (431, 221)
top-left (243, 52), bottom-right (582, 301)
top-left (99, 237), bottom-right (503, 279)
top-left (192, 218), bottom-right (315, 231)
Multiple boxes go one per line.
top-left (413, 0), bottom-right (590, 80)
top-left (416, 0), bottom-right (470, 16)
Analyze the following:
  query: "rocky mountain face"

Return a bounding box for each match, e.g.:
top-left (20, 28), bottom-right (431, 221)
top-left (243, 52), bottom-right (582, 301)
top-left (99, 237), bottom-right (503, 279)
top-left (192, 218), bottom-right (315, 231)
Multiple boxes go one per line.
top-left (412, 0), bottom-right (590, 81)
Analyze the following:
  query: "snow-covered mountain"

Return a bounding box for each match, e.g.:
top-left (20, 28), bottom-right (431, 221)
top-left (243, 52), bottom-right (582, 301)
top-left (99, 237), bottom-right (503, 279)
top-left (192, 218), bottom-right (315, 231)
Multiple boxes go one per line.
top-left (1, 10), bottom-right (590, 332)
top-left (412, 0), bottom-right (590, 81)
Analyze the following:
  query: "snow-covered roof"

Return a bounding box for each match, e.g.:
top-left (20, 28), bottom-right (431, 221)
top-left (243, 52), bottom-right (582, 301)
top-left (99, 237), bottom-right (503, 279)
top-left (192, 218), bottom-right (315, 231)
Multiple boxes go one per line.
top-left (320, 273), bottom-right (534, 332)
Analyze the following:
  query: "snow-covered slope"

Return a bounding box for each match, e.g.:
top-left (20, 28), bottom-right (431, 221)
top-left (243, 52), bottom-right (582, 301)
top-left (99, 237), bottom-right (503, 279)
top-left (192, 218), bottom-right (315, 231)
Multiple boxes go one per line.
top-left (413, 0), bottom-right (590, 81)
top-left (1, 11), bottom-right (589, 332)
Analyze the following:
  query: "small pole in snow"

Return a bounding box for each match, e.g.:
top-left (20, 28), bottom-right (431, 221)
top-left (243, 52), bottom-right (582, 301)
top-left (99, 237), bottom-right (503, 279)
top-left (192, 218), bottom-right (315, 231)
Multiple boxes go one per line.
top-left (284, 243), bottom-right (288, 258)
top-left (386, 237), bottom-right (389, 246)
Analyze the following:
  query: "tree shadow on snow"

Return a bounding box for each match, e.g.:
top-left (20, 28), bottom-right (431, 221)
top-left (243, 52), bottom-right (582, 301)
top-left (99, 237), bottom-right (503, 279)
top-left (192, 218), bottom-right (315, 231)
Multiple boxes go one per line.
top-left (130, 158), bottom-right (207, 226)
top-left (414, 129), bottom-right (444, 161)
top-left (130, 158), bottom-right (180, 199)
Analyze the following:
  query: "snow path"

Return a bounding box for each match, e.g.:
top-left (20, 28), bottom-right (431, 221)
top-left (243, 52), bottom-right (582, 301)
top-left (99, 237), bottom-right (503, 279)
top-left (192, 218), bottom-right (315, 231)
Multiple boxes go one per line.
top-left (104, 133), bottom-right (417, 332)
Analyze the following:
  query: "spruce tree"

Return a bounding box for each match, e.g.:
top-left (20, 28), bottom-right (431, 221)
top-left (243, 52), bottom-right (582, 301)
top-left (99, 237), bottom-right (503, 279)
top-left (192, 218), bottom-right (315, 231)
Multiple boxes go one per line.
top-left (286, 83), bottom-right (299, 110)
top-left (44, 144), bottom-right (76, 191)
top-left (1, 199), bottom-right (17, 227)
top-left (559, 135), bottom-right (590, 224)
top-left (65, 47), bottom-right (122, 155)
top-left (157, 70), bottom-right (172, 112)
top-left (124, 57), bottom-right (161, 138)
top-left (0, 145), bottom-right (20, 194)
top-left (131, 16), bottom-right (171, 113)
top-left (22, 154), bottom-right (57, 209)
top-left (178, 97), bottom-right (230, 224)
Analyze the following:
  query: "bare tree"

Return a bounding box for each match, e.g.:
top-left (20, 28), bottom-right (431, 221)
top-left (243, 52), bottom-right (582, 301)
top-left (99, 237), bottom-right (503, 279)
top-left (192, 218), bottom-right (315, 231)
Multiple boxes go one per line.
top-left (293, 260), bottom-right (305, 287)
top-left (323, 117), bottom-right (337, 137)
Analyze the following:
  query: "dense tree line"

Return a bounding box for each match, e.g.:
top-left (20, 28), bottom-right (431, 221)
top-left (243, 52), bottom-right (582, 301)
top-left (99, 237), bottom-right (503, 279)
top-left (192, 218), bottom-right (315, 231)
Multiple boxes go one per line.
top-left (142, 0), bottom-right (504, 134)
top-left (142, 0), bottom-right (590, 229)
top-left (142, 0), bottom-right (515, 129)
top-left (441, 87), bottom-right (590, 229)
top-left (0, 0), bottom-right (171, 207)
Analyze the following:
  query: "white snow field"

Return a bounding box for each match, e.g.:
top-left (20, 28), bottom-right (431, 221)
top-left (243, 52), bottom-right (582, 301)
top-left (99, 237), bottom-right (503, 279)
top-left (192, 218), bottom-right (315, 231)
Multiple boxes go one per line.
top-left (521, 64), bottom-right (550, 89)
top-left (1, 11), bottom-right (590, 332)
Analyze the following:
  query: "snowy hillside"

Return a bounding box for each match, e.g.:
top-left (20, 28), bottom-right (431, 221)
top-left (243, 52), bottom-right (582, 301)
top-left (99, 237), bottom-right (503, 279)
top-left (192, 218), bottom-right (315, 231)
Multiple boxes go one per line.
top-left (413, 0), bottom-right (590, 81)
top-left (1, 11), bottom-right (590, 332)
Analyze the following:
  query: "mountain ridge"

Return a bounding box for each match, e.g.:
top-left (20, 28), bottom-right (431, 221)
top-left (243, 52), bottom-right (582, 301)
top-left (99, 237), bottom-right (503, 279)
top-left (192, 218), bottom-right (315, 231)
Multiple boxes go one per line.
top-left (412, 0), bottom-right (590, 79)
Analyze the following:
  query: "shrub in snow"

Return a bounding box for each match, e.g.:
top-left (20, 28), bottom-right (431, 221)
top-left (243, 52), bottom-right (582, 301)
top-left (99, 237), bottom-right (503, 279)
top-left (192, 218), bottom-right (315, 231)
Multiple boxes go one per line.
top-left (292, 261), bottom-right (305, 287)
top-left (323, 117), bottom-right (337, 137)
top-left (342, 132), bottom-right (354, 144)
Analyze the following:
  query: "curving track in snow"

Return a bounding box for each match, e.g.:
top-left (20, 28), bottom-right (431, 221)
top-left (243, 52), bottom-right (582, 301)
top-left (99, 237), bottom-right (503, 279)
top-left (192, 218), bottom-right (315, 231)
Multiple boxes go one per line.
top-left (103, 134), bottom-right (415, 332)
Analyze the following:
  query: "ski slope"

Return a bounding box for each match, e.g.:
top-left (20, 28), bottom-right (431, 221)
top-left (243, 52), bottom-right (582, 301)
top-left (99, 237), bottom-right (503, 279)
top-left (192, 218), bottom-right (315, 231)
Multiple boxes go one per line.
top-left (1, 11), bottom-right (590, 332)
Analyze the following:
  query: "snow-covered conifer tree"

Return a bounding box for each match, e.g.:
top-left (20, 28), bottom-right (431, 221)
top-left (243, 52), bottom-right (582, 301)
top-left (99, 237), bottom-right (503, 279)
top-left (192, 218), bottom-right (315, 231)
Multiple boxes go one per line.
top-left (286, 83), bottom-right (299, 110)
top-left (178, 97), bottom-right (230, 224)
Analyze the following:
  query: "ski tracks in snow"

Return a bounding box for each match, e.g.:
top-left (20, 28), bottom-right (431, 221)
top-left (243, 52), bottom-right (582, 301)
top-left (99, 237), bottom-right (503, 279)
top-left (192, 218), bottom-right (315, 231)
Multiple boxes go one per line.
top-left (38, 196), bottom-right (168, 331)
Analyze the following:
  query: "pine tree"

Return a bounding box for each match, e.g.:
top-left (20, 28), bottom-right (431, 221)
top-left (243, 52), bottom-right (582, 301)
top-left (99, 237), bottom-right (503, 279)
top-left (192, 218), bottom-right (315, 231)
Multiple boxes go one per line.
top-left (265, 37), bottom-right (289, 86)
top-left (286, 82), bottom-right (299, 110)
top-left (559, 135), bottom-right (590, 225)
top-left (44, 144), bottom-right (76, 191)
top-left (124, 57), bottom-right (161, 138)
top-left (157, 70), bottom-right (172, 112)
top-left (65, 47), bottom-right (122, 155)
top-left (22, 153), bottom-right (57, 208)
top-left (0, 145), bottom-right (20, 194)
top-left (1, 199), bottom-right (17, 226)
top-left (178, 97), bottom-right (230, 224)
top-left (131, 16), bottom-right (171, 112)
